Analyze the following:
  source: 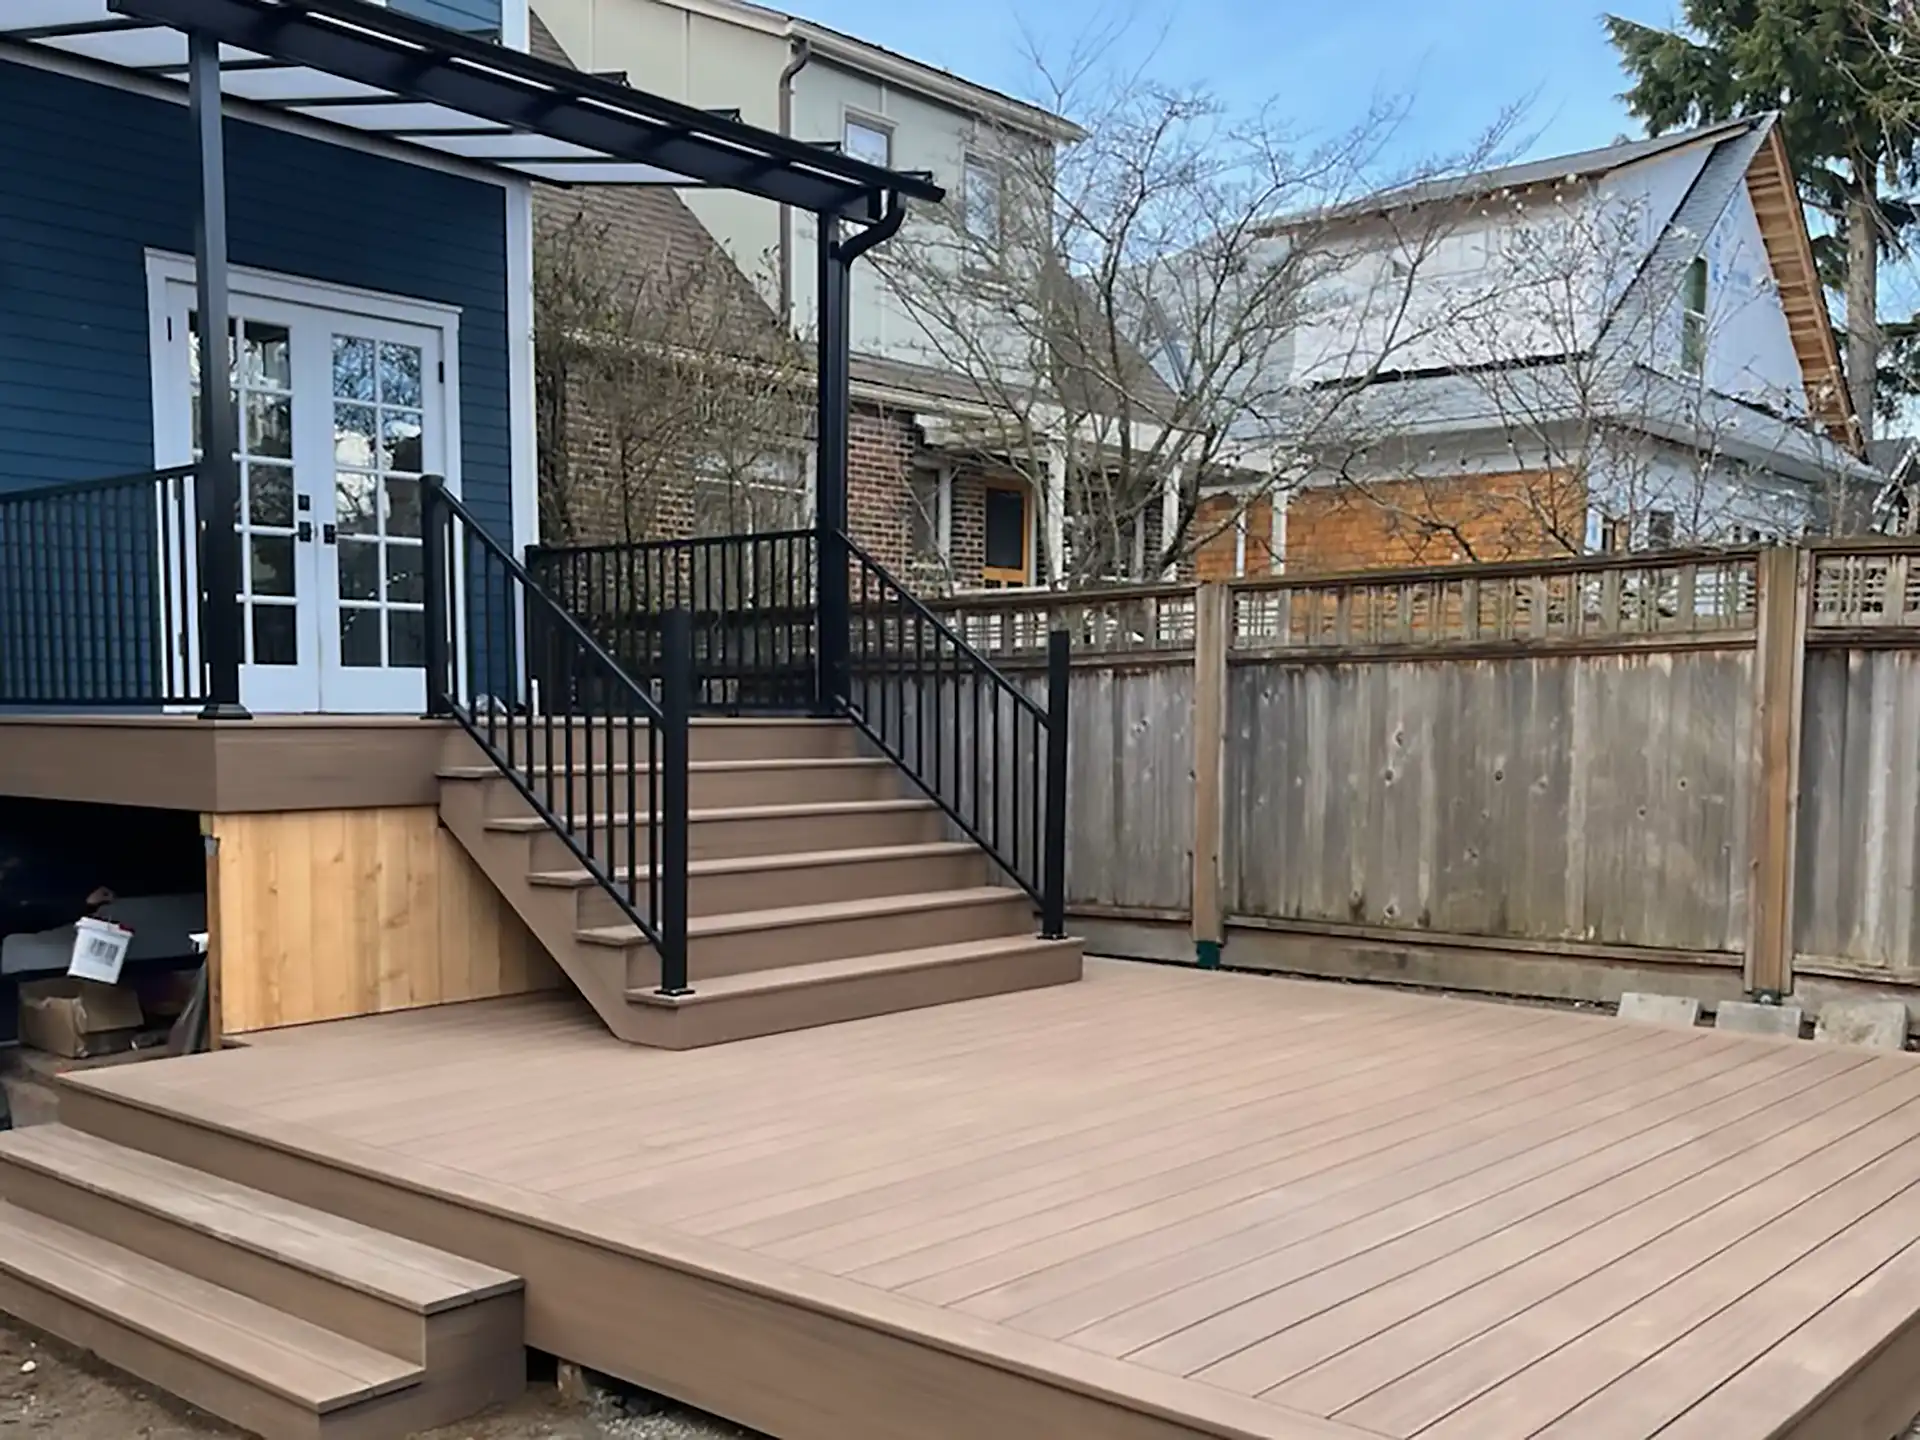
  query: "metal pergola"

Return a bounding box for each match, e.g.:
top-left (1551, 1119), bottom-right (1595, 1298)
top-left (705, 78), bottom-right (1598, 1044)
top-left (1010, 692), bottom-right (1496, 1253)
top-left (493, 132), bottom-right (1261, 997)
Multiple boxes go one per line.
top-left (0, 0), bottom-right (944, 715)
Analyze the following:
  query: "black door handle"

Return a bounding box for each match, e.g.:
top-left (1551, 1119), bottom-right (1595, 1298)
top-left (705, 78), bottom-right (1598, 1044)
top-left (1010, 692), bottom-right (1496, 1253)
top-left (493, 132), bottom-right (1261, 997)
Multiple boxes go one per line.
top-left (296, 520), bottom-right (312, 542)
top-left (322, 523), bottom-right (337, 546)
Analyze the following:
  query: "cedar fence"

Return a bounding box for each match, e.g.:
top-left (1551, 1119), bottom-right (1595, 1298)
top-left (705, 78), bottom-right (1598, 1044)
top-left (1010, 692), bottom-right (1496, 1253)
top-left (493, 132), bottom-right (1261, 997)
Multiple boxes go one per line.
top-left (930, 540), bottom-right (1920, 1020)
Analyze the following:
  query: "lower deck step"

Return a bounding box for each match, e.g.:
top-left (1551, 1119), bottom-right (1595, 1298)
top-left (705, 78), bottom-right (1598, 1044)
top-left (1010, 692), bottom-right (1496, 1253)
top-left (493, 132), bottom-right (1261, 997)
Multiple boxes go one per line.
top-left (622, 933), bottom-right (1084, 1048)
top-left (0, 1126), bottom-right (526, 1438)
top-left (0, 1200), bottom-right (420, 1437)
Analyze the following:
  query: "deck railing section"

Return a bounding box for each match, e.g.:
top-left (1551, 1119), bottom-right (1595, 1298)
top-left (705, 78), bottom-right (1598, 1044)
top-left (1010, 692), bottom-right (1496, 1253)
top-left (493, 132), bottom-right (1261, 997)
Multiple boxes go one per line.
top-left (423, 476), bottom-right (691, 993)
top-left (840, 536), bottom-right (1070, 937)
top-left (527, 533), bottom-right (817, 713)
top-left (0, 465), bottom-right (205, 707)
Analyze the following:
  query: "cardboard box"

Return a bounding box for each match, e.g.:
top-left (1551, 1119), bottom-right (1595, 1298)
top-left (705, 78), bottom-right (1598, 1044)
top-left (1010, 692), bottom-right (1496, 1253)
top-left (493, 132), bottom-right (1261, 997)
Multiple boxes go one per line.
top-left (17, 978), bottom-right (145, 1059)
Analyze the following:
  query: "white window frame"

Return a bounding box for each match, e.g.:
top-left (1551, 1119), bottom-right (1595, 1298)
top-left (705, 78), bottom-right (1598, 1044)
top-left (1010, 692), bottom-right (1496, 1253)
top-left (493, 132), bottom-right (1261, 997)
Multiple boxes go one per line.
top-left (842, 110), bottom-right (893, 169)
top-left (908, 462), bottom-right (951, 562)
top-left (963, 153), bottom-right (1004, 249)
top-left (1680, 255), bottom-right (1709, 377)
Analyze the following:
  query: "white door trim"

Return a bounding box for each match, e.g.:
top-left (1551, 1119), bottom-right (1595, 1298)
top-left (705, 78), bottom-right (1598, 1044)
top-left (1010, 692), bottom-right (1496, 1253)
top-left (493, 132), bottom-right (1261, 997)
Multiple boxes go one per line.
top-left (144, 250), bottom-right (463, 337)
top-left (145, 257), bottom-right (465, 714)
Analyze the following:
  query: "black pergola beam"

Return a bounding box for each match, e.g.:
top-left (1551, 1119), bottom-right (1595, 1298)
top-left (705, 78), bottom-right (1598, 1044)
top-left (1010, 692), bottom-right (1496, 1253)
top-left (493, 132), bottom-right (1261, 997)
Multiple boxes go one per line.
top-left (108, 0), bottom-right (944, 218)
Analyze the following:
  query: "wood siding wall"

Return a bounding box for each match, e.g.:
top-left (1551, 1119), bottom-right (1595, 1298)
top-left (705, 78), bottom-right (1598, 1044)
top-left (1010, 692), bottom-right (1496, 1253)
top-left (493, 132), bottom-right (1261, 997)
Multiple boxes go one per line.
top-left (938, 542), bottom-right (1920, 1009)
top-left (208, 806), bottom-right (559, 1035)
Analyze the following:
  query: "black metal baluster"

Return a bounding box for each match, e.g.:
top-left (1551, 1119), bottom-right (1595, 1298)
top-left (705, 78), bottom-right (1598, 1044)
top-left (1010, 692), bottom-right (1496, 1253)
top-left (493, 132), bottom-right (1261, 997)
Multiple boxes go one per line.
top-left (990, 682), bottom-right (1000, 859)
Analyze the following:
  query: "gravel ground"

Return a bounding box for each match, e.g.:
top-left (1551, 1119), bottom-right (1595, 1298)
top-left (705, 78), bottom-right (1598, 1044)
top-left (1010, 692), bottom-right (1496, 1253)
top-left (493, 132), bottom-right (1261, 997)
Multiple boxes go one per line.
top-left (0, 1322), bottom-right (760, 1439)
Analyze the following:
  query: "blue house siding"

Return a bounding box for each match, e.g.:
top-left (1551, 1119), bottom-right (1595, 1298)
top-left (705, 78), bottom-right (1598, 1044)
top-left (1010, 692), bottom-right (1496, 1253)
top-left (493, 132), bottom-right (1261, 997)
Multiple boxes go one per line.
top-left (0, 59), bottom-right (519, 704)
top-left (0, 60), bottom-right (516, 545)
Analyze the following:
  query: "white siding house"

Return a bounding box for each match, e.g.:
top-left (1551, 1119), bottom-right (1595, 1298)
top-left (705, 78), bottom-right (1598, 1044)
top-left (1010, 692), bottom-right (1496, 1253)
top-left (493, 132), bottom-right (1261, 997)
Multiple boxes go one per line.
top-left (1152, 114), bottom-right (1875, 570)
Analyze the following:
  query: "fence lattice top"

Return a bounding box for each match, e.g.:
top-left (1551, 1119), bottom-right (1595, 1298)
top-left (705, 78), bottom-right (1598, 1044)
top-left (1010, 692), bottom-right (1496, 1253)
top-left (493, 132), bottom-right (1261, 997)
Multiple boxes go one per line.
top-left (1810, 549), bottom-right (1920, 630)
top-left (1231, 554), bottom-right (1760, 654)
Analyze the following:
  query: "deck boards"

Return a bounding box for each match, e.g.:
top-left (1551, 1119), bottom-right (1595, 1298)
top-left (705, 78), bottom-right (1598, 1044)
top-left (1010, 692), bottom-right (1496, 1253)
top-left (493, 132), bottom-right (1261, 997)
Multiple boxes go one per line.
top-left (68, 960), bottom-right (1920, 1438)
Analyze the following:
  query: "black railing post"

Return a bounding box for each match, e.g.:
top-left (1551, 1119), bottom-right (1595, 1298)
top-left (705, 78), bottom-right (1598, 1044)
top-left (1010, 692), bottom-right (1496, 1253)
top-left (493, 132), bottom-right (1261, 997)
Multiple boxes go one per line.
top-left (422, 473), bottom-right (451, 716)
top-left (814, 215), bottom-right (852, 714)
top-left (657, 607), bottom-right (693, 996)
top-left (1041, 627), bottom-right (1071, 939)
top-left (188, 28), bottom-right (247, 720)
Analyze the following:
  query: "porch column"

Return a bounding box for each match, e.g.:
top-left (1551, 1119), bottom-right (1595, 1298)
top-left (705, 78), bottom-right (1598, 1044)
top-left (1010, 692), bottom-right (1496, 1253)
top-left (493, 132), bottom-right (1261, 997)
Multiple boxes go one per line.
top-left (814, 215), bottom-right (852, 713)
top-left (1161, 464), bottom-right (1183, 581)
top-left (1044, 440), bottom-right (1067, 586)
top-left (188, 30), bottom-right (247, 718)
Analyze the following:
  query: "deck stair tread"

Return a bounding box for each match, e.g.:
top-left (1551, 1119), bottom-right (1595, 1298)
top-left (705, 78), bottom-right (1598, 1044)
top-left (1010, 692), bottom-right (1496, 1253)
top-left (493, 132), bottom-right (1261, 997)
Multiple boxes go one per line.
top-left (0, 1200), bottom-right (420, 1412)
top-left (577, 885), bottom-right (1026, 947)
top-left (439, 755), bottom-right (892, 781)
top-left (0, 1126), bottom-right (517, 1314)
top-left (482, 797), bottom-right (936, 832)
top-left (527, 840), bottom-right (980, 888)
top-left (626, 935), bottom-right (1078, 1006)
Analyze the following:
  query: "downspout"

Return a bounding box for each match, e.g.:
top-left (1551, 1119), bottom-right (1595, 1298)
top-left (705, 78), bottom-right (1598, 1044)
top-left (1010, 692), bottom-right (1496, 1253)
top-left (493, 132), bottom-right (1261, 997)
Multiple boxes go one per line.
top-left (776, 37), bottom-right (814, 329)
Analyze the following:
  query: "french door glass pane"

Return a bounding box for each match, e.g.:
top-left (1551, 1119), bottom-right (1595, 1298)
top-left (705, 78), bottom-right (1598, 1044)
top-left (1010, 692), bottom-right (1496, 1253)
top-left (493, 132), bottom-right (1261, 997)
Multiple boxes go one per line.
top-left (332, 331), bottom-right (427, 670)
top-left (190, 314), bottom-right (301, 668)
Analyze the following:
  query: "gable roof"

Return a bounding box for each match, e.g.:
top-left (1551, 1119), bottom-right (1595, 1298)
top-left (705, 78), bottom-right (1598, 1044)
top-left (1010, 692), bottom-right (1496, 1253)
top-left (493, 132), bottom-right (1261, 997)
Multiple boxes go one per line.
top-left (1273, 114), bottom-right (1858, 457)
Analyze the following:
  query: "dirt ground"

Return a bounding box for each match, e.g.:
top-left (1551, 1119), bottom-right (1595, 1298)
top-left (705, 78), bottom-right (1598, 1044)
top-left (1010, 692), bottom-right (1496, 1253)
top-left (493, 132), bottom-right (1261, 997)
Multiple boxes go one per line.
top-left (0, 1322), bottom-right (760, 1439)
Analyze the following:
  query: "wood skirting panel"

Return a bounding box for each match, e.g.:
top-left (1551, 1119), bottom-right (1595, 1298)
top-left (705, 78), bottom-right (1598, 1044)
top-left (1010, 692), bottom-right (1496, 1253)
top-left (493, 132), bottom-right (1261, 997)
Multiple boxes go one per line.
top-left (209, 807), bottom-right (560, 1034)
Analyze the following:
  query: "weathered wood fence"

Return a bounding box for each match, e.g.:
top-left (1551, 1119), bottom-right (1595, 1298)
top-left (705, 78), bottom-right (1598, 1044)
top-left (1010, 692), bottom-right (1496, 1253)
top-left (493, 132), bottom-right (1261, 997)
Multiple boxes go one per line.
top-left (932, 541), bottom-right (1920, 1017)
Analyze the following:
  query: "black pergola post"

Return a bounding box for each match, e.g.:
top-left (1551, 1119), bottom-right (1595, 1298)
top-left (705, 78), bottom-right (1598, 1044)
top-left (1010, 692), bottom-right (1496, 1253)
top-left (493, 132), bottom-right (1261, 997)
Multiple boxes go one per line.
top-left (188, 27), bottom-right (248, 719)
top-left (813, 215), bottom-right (852, 715)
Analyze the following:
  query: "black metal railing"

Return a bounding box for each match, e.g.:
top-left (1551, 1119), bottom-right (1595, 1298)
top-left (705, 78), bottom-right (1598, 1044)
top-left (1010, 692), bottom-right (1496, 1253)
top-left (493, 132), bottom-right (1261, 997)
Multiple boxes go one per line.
top-left (0, 465), bottom-right (205, 707)
top-left (840, 535), bottom-right (1070, 937)
top-left (528, 532), bottom-right (817, 713)
top-left (423, 476), bottom-right (692, 993)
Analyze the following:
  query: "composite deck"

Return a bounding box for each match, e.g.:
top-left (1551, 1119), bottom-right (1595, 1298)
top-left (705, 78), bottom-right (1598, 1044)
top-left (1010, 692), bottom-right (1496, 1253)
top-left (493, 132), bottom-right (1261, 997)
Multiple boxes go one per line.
top-left (55, 959), bottom-right (1920, 1440)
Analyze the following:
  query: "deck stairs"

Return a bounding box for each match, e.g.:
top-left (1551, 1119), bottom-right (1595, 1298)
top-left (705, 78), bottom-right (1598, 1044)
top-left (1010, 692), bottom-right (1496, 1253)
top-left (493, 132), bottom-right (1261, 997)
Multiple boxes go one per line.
top-left (437, 717), bottom-right (1083, 1048)
top-left (0, 1121), bottom-right (524, 1437)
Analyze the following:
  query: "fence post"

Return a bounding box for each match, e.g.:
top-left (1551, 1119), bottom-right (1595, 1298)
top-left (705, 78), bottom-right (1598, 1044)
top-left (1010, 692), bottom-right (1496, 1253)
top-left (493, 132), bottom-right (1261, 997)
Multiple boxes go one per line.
top-left (657, 608), bottom-right (693, 996)
top-left (1745, 545), bottom-right (1810, 1001)
top-left (1041, 628), bottom-right (1071, 939)
top-left (1191, 582), bottom-right (1230, 969)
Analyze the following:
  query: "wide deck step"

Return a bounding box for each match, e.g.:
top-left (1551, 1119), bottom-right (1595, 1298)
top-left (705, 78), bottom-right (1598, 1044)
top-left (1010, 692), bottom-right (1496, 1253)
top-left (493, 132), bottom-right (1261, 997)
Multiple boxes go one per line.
top-left (442, 754), bottom-right (902, 808)
top-left (488, 796), bottom-right (943, 866)
top-left (0, 1200), bottom-right (420, 1435)
top-left (579, 884), bottom-right (1038, 983)
top-left (0, 1127), bottom-right (524, 1437)
top-left (621, 934), bottom-right (1084, 1048)
top-left (533, 840), bottom-right (985, 923)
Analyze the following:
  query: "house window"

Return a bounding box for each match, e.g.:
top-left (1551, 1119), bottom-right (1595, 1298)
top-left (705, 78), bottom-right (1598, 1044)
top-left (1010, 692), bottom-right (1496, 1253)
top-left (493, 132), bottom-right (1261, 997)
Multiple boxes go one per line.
top-left (982, 482), bottom-right (1029, 585)
top-left (690, 456), bottom-right (807, 535)
top-left (844, 115), bottom-right (892, 168)
top-left (909, 466), bottom-right (946, 560)
top-left (1680, 257), bottom-right (1708, 376)
top-left (964, 155), bottom-right (1003, 248)
top-left (1646, 508), bottom-right (1676, 550)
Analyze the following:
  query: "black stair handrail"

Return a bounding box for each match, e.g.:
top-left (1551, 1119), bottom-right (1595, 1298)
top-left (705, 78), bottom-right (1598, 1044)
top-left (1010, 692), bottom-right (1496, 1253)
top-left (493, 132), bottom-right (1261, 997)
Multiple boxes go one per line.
top-left (836, 532), bottom-right (1069, 937)
top-left (422, 476), bottom-right (693, 994)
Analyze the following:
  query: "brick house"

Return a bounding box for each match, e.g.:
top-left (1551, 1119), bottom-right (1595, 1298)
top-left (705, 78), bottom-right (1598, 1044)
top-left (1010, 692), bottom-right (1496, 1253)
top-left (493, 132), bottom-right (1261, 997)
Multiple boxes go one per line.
top-left (532, 0), bottom-right (1198, 592)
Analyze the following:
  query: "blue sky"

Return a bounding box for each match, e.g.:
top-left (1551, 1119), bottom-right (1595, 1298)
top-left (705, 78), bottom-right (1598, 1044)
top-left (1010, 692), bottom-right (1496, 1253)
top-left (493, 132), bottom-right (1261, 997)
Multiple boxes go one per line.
top-left (796, 0), bottom-right (1682, 168)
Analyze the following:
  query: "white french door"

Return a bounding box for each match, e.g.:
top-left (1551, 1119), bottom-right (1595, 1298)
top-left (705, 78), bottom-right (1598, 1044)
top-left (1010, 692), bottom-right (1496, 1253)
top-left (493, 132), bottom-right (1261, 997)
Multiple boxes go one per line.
top-left (151, 266), bottom-right (455, 713)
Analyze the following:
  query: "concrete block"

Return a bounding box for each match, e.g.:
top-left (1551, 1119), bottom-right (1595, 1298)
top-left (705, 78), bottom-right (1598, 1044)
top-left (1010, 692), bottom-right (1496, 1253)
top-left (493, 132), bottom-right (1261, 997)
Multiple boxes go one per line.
top-left (1715, 1000), bottom-right (1804, 1039)
top-left (1814, 999), bottom-right (1910, 1051)
top-left (1616, 992), bottom-right (1700, 1028)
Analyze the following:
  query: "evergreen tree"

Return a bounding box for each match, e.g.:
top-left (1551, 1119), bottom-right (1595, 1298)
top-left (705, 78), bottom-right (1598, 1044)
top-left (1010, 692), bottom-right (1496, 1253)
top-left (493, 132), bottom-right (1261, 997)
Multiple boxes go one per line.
top-left (1605, 2), bottom-right (1920, 441)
